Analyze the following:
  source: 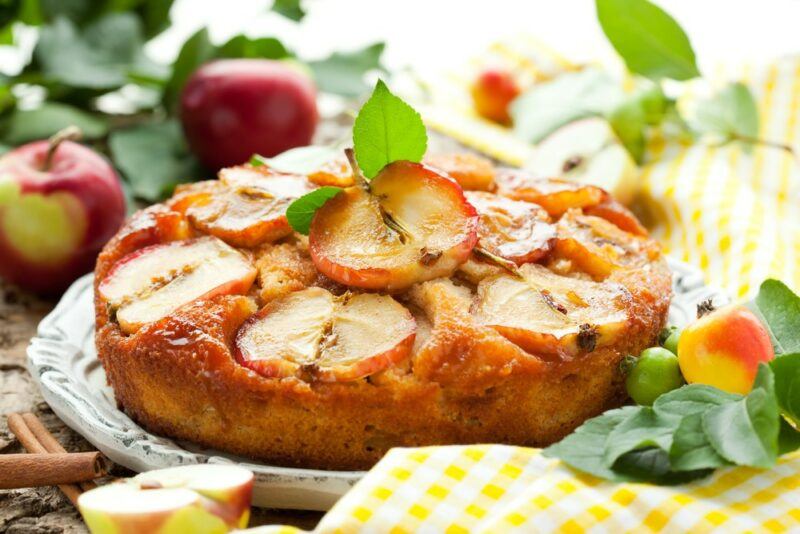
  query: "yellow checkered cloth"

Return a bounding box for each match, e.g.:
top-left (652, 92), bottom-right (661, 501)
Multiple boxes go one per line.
top-left (260, 42), bottom-right (800, 533)
top-left (313, 445), bottom-right (800, 533)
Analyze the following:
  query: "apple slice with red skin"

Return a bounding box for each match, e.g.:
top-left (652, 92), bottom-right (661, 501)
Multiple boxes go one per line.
top-left (583, 198), bottom-right (647, 236)
top-left (494, 170), bottom-right (607, 217)
top-left (466, 191), bottom-right (556, 265)
top-left (309, 160), bottom-right (479, 291)
top-left (172, 166), bottom-right (314, 248)
top-left (554, 209), bottom-right (660, 280)
top-left (474, 263), bottom-right (631, 359)
top-left (236, 287), bottom-right (415, 382)
top-left (99, 236), bottom-right (256, 334)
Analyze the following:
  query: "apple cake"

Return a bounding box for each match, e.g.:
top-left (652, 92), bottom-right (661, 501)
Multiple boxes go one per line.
top-left (95, 154), bottom-right (671, 470)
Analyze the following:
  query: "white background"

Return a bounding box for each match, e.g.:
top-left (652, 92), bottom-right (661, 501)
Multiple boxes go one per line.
top-left (152, 0), bottom-right (800, 73)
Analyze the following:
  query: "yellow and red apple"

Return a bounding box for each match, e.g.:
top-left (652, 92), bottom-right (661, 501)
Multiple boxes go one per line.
top-left (678, 304), bottom-right (774, 394)
top-left (470, 68), bottom-right (520, 125)
top-left (0, 139), bottom-right (125, 294)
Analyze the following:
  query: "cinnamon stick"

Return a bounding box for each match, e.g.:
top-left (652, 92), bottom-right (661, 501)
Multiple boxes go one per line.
top-left (0, 452), bottom-right (107, 489)
top-left (7, 413), bottom-right (95, 506)
top-left (20, 412), bottom-right (99, 491)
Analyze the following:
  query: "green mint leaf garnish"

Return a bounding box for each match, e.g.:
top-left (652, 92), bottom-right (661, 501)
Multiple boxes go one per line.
top-left (596, 0), bottom-right (700, 81)
top-left (308, 42), bottom-right (386, 97)
top-left (251, 146), bottom-right (340, 175)
top-left (285, 186), bottom-right (343, 235)
top-left (352, 79), bottom-right (427, 178)
top-left (690, 82), bottom-right (760, 144)
top-left (749, 279), bottom-right (800, 355)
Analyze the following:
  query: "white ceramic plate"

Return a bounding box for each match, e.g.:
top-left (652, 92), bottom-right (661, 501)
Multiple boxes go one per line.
top-left (27, 258), bottom-right (726, 511)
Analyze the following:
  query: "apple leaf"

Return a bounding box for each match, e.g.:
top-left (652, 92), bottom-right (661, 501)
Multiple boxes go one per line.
top-left (653, 384), bottom-right (741, 418)
top-left (669, 413), bottom-right (731, 471)
top-left (271, 0), bottom-right (305, 21)
top-left (285, 186), bottom-right (342, 235)
top-left (543, 406), bottom-right (639, 481)
top-left (251, 146), bottom-right (340, 175)
top-left (352, 79), bottom-right (427, 178)
top-left (608, 96), bottom-right (647, 163)
top-left (603, 407), bottom-right (678, 466)
top-left (690, 82), bottom-right (759, 143)
top-left (2, 102), bottom-right (108, 144)
top-left (218, 35), bottom-right (290, 60)
top-left (770, 353), bottom-right (800, 427)
top-left (596, 0), bottom-right (700, 81)
top-left (162, 27), bottom-right (216, 110)
top-left (109, 120), bottom-right (204, 201)
top-left (33, 13), bottom-right (151, 90)
top-left (703, 365), bottom-right (780, 468)
top-left (511, 69), bottom-right (624, 143)
top-left (778, 417), bottom-right (800, 455)
top-left (749, 279), bottom-right (800, 355)
top-left (308, 42), bottom-right (386, 97)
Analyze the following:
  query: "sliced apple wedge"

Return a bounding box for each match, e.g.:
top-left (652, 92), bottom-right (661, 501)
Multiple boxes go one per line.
top-left (554, 209), bottom-right (660, 280)
top-left (466, 191), bottom-right (556, 265)
top-left (424, 152), bottom-right (496, 191)
top-left (309, 160), bottom-right (479, 291)
top-left (494, 170), bottom-right (607, 217)
top-left (134, 464), bottom-right (254, 529)
top-left (525, 117), bottom-right (639, 205)
top-left (99, 237), bottom-right (256, 334)
top-left (174, 166), bottom-right (315, 248)
top-left (235, 287), bottom-right (415, 382)
top-left (474, 263), bottom-right (631, 358)
top-left (584, 198), bottom-right (647, 236)
top-left (307, 154), bottom-right (355, 187)
top-left (79, 465), bottom-right (253, 534)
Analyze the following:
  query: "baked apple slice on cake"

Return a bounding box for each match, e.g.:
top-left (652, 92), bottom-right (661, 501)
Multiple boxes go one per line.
top-left (98, 236), bottom-right (256, 334)
top-left (309, 153), bottom-right (479, 291)
top-left (475, 263), bottom-right (631, 358)
top-left (235, 287), bottom-right (415, 381)
top-left (494, 171), bottom-right (607, 216)
top-left (554, 209), bottom-right (660, 280)
top-left (173, 166), bottom-right (314, 248)
top-left (466, 191), bottom-right (556, 265)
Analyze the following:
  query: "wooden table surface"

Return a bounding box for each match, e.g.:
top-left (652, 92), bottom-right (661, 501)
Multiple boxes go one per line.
top-left (0, 280), bottom-right (324, 533)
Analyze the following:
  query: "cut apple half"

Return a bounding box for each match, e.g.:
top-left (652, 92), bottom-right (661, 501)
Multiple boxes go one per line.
top-left (494, 170), bottom-right (607, 217)
top-left (475, 263), bottom-right (631, 358)
top-left (99, 236), bottom-right (256, 334)
top-left (554, 209), bottom-right (660, 280)
top-left (525, 117), bottom-right (638, 205)
top-left (466, 191), bottom-right (556, 265)
top-left (178, 166), bottom-right (315, 248)
top-left (236, 287), bottom-right (415, 382)
top-left (309, 157), bottom-right (479, 291)
top-left (134, 464), bottom-right (254, 529)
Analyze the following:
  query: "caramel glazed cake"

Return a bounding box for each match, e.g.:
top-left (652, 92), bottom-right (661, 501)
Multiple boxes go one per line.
top-left (95, 151), bottom-right (671, 470)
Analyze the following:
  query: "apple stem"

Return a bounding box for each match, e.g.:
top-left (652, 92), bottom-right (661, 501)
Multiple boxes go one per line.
top-left (343, 147), bottom-right (413, 243)
top-left (43, 126), bottom-right (83, 171)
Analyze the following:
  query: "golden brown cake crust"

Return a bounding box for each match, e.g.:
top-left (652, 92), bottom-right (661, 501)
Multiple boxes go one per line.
top-left (95, 163), bottom-right (671, 471)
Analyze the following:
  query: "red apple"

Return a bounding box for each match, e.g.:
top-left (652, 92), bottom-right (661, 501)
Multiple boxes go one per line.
top-left (471, 68), bottom-right (520, 125)
top-left (181, 59), bottom-right (318, 170)
top-left (0, 136), bottom-right (126, 295)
